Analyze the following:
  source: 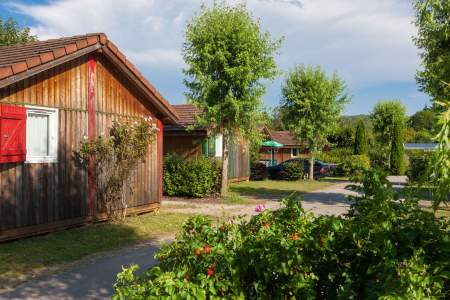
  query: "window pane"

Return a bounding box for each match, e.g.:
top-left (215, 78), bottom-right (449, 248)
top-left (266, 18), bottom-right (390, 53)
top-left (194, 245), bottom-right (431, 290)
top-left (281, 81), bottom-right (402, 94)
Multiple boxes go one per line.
top-left (27, 113), bottom-right (49, 156)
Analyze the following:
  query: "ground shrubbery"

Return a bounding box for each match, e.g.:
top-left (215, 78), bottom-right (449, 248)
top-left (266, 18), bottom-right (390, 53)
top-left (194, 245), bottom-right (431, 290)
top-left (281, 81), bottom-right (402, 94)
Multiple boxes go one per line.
top-left (316, 147), bottom-right (353, 164)
top-left (250, 162), bottom-right (268, 181)
top-left (407, 150), bottom-right (433, 183)
top-left (114, 171), bottom-right (450, 299)
top-left (278, 160), bottom-right (304, 181)
top-left (339, 154), bottom-right (370, 177)
top-left (163, 154), bottom-right (221, 198)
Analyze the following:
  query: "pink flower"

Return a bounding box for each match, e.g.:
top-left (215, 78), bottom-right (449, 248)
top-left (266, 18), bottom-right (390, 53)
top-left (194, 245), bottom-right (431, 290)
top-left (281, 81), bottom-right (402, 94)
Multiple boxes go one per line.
top-left (255, 204), bottom-right (266, 213)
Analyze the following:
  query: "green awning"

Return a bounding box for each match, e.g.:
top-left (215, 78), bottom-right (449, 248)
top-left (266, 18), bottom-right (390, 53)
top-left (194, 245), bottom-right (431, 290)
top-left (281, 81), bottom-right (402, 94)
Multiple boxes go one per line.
top-left (262, 140), bottom-right (284, 147)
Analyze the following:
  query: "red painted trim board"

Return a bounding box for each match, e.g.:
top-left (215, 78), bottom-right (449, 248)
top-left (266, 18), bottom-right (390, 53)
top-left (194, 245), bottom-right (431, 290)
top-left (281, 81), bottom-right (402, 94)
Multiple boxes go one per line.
top-left (87, 55), bottom-right (97, 216)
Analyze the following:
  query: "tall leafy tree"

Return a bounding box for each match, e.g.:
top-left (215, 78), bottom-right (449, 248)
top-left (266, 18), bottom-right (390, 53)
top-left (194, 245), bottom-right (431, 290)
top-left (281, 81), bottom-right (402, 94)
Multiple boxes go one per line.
top-left (281, 65), bottom-right (349, 180)
top-left (354, 119), bottom-right (368, 155)
top-left (0, 17), bottom-right (37, 46)
top-left (413, 0), bottom-right (450, 104)
top-left (183, 3), bottom-right (281, 196)
top-left (370, 100), bottom-right (406, 142)
top-left (370, 100), bottom-right (406, 169)
top-left (413, 1), bottom-right (450, 207)
top-left (390, 120), bottom-right (405, 175)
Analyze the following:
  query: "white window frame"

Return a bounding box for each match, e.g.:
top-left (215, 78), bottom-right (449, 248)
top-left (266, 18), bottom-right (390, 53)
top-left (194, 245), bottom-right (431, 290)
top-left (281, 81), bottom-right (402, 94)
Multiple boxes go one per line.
top-left (291, 148), bottom-right (299, 158)
top-left (215, 134), bottom-right (223, 157)
top-left (25, 105), bottom-right (58, 163)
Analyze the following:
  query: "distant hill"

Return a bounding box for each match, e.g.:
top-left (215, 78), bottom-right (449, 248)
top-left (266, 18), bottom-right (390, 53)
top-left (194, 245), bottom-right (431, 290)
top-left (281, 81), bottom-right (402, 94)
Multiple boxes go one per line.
top-left (340, 115), bottom-right (371, 127)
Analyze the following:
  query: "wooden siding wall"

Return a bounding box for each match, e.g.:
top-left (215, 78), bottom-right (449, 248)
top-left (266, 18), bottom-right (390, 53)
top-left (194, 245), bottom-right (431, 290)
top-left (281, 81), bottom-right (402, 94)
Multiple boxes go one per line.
top-left (96, 56), bottom-right (159, 209)
top-left (228, 139), bottom-right (250, 181)
top-left (0, 53), bottom-right (161, 240)
top-left (163, 135), bottom-right (204, 160)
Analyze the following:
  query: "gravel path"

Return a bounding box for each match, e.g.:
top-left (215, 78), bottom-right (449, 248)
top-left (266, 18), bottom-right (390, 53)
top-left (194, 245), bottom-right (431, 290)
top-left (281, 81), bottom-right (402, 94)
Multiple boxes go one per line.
top-left (0, 238), bottom-right (169, 300)
top-left (164, 180), bottom-right (358, 217)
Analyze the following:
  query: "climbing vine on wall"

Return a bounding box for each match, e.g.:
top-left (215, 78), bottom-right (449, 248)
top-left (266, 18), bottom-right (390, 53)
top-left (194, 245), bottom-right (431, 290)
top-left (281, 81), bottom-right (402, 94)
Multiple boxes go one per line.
top-left (78, 117), bottom-right (158, 220)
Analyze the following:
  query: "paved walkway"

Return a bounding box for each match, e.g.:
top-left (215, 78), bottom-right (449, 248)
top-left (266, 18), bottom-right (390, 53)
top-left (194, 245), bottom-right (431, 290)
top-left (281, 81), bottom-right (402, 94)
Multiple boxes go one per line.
top-left (0, 180), bottom-right (360, 300)
top-left (0, 240), bottom-right (165, 300)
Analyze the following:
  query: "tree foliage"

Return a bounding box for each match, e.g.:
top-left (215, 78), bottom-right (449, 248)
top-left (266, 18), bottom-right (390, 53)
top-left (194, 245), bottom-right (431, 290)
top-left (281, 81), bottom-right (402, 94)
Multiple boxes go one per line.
top-left (353, 119), bottom-right (368, 155)
top-left (390, 120), bottom-right (405, 175)
top-left (183, 2), bottom-right (281, 195)
top-left (408, 105), bottom-right (435, 132)
top-left (0, 17), bottom-right (37, 46)
top-left (413, 0), bottom-right (450, 103)
top-left (370, 100), bottom-right (407, 143)
top-left (280, 65), bottom-right (349, 180)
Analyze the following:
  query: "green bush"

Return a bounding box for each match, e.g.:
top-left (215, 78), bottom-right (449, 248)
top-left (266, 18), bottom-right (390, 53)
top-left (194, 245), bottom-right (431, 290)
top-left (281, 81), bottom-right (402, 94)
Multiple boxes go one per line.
top-left (114, 170), bottom-right (450, 299)
top-left (278, 160), bottom-right (304, 181)
top-left (369, 144), bottom-right (389, 170)
top-left (333, 154), bottom-right (371, 177)
top-left (250, 162), bottom-right (268, 181)
top-left (407, 150), bottom-right (433, 183)
top-left (163, 154), bottom-right (221, 197)
top-left (316, 147), bottom-right (353, 164)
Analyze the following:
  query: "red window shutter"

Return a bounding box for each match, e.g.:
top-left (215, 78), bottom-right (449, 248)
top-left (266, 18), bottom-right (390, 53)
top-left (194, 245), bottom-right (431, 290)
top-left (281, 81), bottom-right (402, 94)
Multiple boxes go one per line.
top-left (0, 105), bottom-right (27, 163)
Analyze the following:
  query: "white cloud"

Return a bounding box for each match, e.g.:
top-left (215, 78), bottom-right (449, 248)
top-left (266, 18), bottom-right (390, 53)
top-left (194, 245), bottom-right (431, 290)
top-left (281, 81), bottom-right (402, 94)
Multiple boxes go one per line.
top-left (6, 0), bottom-right (422, 109)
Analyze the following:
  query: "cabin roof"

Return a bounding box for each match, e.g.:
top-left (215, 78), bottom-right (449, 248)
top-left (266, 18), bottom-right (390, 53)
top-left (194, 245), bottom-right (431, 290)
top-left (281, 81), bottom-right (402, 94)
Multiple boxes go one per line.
top-left (0, 33), bottom-right (178, 124)
top-left (163, 104), bottom-right (206, 134)
top-left (267, 130), bottom-right (301, 147)
top-left (171, 104), bottom-right (202, 126)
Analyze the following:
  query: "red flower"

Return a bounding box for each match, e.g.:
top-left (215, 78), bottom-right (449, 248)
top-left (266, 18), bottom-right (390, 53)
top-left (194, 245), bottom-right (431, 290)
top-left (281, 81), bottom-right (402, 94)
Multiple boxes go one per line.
top-left (194, 248), bottom-right (202, 256)
top-left (203, 244), bottom-right (212, 254)
top-left (263, 223), bottom-right (270, 229)
top-left (291, 232), bottom-right (299, 241)
top-left (207, 266), bottom-right (215, 276)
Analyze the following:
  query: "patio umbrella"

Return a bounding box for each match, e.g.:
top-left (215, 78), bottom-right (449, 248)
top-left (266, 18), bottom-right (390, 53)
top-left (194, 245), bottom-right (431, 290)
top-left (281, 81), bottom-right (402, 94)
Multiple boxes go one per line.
top-left (262, 140), bottom-right (284, 166)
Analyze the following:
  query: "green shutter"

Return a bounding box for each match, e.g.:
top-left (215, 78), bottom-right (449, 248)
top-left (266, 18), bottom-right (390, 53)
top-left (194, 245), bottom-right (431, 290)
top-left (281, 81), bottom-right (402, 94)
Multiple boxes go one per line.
top-left (208, 136), bottom-right (216, 157)
top-left (201, 138), bottom-right (207, 156)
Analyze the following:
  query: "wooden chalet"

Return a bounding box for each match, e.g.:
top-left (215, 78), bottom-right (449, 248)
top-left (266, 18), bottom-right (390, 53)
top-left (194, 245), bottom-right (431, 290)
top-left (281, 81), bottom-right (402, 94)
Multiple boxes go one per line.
top-left (164, 104), bottom-right (250, 182)
top-left (0, 33), bottom-right (178, 241)
top-left (260, 129), bottom-right (307, 166)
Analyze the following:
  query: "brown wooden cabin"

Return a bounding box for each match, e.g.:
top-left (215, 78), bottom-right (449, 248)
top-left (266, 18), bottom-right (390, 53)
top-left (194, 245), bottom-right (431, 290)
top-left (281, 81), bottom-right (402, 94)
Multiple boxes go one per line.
top-left (259, 128), bottom-right (309, 166)
top-left (0, 33), bottom-right (179, 241)
top-left (164, 104), bottom-right (250, 182)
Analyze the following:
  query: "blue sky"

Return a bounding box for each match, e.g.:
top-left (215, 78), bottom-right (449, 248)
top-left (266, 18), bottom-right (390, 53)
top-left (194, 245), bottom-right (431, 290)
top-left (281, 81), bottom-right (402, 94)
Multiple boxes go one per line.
top-left (0, 0), bottom-right (430, 116)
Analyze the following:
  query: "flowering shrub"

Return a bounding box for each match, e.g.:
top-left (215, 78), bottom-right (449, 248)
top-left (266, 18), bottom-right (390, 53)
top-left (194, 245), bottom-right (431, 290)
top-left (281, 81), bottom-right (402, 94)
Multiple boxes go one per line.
top-left (114, 170), bottom-right (450, 299)
top-left (78, 118), bottom-right (158, 220)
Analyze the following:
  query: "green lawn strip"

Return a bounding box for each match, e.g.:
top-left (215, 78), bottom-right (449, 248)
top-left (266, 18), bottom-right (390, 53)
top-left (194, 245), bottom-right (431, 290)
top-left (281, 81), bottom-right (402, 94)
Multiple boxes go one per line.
top-left (0, 211), bottom-right (195, 287)
top-left (229, 179), bottom-right (336, 199)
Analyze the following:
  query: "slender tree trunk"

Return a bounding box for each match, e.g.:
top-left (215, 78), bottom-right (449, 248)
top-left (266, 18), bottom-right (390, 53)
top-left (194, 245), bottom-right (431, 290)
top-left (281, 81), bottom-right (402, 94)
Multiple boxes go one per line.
top-left (221, 130), bottom-right (229, 197)
top-left (309, 155), bottom-right (314, 181)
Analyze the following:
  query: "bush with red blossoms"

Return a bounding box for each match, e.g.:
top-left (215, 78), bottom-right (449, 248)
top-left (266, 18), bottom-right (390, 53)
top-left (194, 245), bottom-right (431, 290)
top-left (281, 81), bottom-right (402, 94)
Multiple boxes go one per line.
top-left (114, 171), bottom-right (450, 299)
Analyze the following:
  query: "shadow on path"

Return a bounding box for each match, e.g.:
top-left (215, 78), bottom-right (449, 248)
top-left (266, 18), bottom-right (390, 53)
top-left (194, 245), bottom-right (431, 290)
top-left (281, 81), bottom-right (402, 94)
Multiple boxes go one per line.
top-left (0, 240), bottom-right (164, 300)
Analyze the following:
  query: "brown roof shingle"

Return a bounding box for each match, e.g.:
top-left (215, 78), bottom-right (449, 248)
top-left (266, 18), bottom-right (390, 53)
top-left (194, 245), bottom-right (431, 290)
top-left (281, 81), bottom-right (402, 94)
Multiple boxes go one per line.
top-left (171, 104), bottom-right (202, 126)
top-left (0, 33), bottom-right (178, 123)
top-left (268, 130), bottom-right (301, 146)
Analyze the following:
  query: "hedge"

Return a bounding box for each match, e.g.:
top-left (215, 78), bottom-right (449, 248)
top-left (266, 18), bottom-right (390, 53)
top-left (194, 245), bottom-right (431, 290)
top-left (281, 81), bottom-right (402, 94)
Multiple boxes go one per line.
top-left (163, 154), bottom-right (221, 198)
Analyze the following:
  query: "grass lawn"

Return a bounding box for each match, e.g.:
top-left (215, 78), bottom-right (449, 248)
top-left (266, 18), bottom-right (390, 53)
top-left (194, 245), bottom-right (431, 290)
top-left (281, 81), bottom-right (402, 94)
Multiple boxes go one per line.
top-left (229, 179), bottom-right (337, 199)
top-left (0, 211), bottom-right (194, 288)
